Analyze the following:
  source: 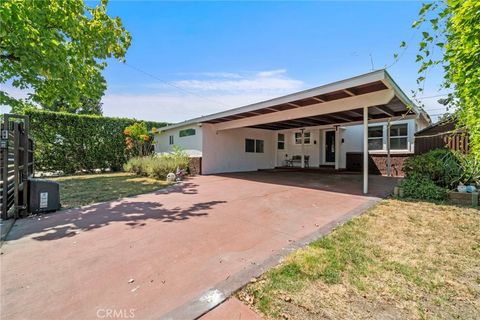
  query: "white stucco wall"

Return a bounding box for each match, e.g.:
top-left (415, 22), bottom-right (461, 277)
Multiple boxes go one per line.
top-left (275, 128), bottom-right (322, 167)
top-left (274, 118), bottom-right (418, 169)
top-left (201, 124), bottom-right (276, 174)
top-left (154, 117), bottom-right (421, 173)
top-left (154, 124), bottom-right (203, 157)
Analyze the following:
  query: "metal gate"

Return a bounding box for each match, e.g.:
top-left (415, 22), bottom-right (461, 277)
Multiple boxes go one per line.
top-left (0, 114), bottom-right (34, 220)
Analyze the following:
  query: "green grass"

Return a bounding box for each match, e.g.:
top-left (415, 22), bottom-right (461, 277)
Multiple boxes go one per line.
top-left (49, 172), bottom-right (170, 209)
top-left (239, 199), bottom-right (480, 319)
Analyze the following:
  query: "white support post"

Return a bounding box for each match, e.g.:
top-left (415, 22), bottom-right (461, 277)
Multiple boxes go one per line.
top-left (334, 126), bottom-right (340, 170)
top-left (386, 120), bottom-right (391, 177)
top-left (363, 106), bottom-right (369, 194)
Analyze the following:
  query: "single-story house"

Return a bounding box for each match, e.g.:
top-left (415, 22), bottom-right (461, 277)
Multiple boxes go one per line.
top-left (154, 69), bottom-right (431, 193)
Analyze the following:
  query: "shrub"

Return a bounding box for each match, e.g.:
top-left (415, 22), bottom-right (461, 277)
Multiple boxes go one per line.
top-left (124, 148), bottom-right (190, 180)
top-left (454, 153), bottom-right (480, 186)
top-left (400, 174), bottom-right (447, 201)
top-left (124, 122), bottom-right (154, 157)
top-left (25, 109), bottom-right (167, 173)
top-left (403, 149), bottom-right (460, 188)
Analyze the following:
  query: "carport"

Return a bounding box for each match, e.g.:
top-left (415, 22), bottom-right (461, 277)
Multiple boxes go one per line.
top-left (193, 70), bottom-right (428, 193)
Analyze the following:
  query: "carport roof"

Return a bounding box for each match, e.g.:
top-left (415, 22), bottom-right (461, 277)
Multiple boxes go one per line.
top-left (161, 69), bottom-right (430, 131)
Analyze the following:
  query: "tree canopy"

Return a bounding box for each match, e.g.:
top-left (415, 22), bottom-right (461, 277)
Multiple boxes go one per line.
top-left (0, 0), bottom-right (131, 113)
top-left (409, 0), bottom-right (480, 157)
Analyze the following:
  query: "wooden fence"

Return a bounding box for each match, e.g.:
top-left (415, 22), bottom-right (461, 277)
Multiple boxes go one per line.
top-left (414, 130), bottom-right (469, 155)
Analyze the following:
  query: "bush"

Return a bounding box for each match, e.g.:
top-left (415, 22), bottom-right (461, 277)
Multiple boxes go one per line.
top-left (124, 147), bottom-right (190, 180)
top-left (403, 149), bottom-right (460, 188)
top-left (400, 174), bottom-right (447, 201)
top-left (454, 153), bottom-right (480, 186)
top-left (25, 109), bottom-right (167, 173)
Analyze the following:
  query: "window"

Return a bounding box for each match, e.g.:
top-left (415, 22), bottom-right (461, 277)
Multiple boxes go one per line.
top-left (390, 124), bottom-right (408, 150)
top-left (256, 139), bottom-right (264, 153)
top-left (245, 139), bottom-right (264, 153)
top-left (179, 128), bottom-right (196, 137)
top-left (169, 135), bottom-right (174, 145)
top-left (294, 132), bottom-right (311, 144)
top-left (368, 126), bottom-right (383, 150)
top-left (245, 139), bottom-right (255, 152)
top-left (277, 133), bottom-right (285, 150)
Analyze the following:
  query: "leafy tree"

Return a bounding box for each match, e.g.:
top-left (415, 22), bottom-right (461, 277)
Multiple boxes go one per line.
top-left (0, 0), bottom-right (131, 112)
top-left (405, 1), bottom-right (480, 158)
top-left (124, 122), bottom-right (154, 157)
top-left (42, 96), bottom-right (103, 115)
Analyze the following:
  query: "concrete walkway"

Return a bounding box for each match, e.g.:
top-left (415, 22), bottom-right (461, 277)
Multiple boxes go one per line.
top-left (1, 172), bottom-right (397, 320)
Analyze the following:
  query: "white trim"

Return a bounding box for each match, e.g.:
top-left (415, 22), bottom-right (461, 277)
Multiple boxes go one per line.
top-left (214, 89), bottom-right (395, 131)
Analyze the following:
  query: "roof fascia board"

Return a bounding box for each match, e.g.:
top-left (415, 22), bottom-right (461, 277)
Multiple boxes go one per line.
top-left (383, 70), bottom-right (431, 125)
top-left (214, 89), bottom-right (395, 131)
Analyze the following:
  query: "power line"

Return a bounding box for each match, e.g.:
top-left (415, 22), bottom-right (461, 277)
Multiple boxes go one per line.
top-left (416, 93), bottom-right (450, 100)
top-left (123, 62), bottom-right (233, 108)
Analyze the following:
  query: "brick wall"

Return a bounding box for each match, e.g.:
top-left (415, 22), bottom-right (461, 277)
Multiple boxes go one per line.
top-left (369, 154), bottom-right (410, 177)
top-left (188, 157), bottom-right (202, 175)
top-left (346, 152), bottom-right (411, 177)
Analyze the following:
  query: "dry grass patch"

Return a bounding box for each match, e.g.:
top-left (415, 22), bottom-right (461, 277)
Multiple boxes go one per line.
top-left (50, 172), bottom-right (170, 209)
top-left (239, 199), bottom-right (480, 320)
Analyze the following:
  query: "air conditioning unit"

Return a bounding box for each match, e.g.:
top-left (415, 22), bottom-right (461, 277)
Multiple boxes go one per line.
top-left (28, 179), bottom-right (61, 214)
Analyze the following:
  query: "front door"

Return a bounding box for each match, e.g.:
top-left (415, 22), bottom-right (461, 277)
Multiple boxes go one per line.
top-left (325, 130), bottom-right (335, 163)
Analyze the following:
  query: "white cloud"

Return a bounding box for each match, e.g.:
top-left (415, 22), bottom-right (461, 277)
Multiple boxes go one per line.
top-left (102, 69), bottom-right (304, 122)
top-left (101, 92), bottom-right (286, 123)
top-left (173, 78), bottom-right (302, 92)
top-left (256, 69), bottom-right (287, 78)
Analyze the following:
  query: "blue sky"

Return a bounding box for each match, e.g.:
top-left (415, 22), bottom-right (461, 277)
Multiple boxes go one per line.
top-left (2, 1), bottom-right (448, 122)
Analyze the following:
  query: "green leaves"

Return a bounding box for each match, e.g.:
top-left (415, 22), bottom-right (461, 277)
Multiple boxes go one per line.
top-left (407, 0), bottom-right (480, 158)
top-left (25, 109), bottom-right (167, 173)
top-left (0, 0), bottom-right (131, 113)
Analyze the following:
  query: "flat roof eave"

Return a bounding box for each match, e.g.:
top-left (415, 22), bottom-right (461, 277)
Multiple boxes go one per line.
top-left (159, 69), bottom-right (428, 132)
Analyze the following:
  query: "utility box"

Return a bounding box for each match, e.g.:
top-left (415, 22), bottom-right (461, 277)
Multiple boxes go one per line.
top-left (28, 179), bottom-right (60, 214)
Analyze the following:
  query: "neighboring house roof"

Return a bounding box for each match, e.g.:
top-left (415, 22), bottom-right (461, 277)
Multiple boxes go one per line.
top-left (160, 69), bottom-right (431, 132)
top-left (415, 115), bottom-right (458, 136)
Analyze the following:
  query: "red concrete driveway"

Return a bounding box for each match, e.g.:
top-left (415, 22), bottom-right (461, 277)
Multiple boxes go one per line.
top-left (1, 171), bottom-right (397, 320)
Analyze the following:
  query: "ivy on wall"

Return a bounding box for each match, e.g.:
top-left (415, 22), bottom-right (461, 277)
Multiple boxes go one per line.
top-left (25, 109), bottom-right (167, 173)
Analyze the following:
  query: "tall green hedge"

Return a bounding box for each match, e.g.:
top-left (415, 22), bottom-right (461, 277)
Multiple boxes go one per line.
top-left (25, 109), bottom-right (167, 173)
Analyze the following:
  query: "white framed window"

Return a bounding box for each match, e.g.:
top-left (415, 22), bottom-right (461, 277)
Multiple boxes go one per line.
top-left (169, 135), bottom-right (174, 145)
top-left (294, 132), bottom-right (311, 144)
top-left (277, 133), bottom-right (285, 150)
top-left (390, 124), bottom-right (408, 150)
top-left (255, 140), bottom-right (264, 153)
top-left (179, 128), bottom-right (196, 137)
top-left (368, 126), bottom-right (383, 150)
top-left (245, 138), bottom-right (264, 153)
top-left (245, 139), bottom-right (255, 153)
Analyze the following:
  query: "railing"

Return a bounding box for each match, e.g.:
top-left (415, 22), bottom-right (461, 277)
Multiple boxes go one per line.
top-left (0, 114), bottom-right (34, 219)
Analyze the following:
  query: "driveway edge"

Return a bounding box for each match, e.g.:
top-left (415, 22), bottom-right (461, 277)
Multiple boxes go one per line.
top-left (160, 197), bottom-right (380, 320)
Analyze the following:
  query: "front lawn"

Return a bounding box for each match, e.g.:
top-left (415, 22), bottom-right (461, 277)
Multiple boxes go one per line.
top-left (239, 199), bottom-right (480, 319)
top-left (49, 172), bottom-right (170, 209)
